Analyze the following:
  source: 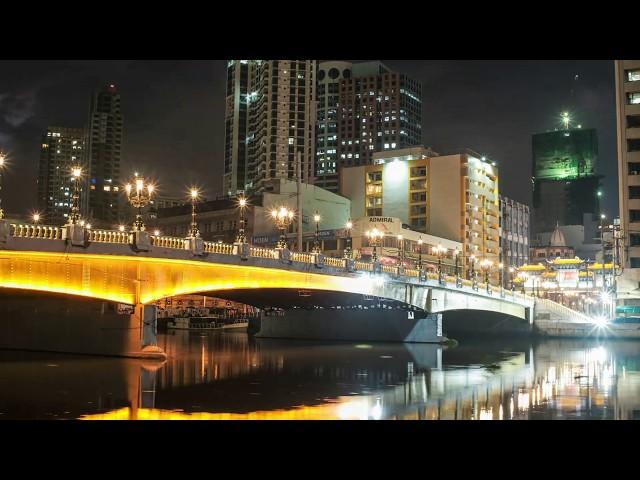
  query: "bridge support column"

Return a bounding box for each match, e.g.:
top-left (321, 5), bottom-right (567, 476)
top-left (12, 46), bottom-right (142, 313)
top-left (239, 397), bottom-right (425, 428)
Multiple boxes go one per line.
top-left (0, 219), bottom-right (9, 243)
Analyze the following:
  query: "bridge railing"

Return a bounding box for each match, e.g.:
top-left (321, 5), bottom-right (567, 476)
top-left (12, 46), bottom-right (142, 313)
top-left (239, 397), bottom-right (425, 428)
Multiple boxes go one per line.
top-left (290, 252), bottom-right (315, 264)
top-left (88, 229), bottom-right (129, 244)
top-left (354, 261), bottom-right (373, 272)
top-left (249, 246), bottom-right (279, 260)
top-left (204, 241), bottom-right (234, 255)
top-left (151, 236), bottom-right (187, 249)
top-left (11, 224), bottom-right (63, 240)
top-left (534, 297), bottom-right (593, 323)
top-left (324, 257), bottom-right (346, 269)
top-left (381, 265), bottom-right (397, 275)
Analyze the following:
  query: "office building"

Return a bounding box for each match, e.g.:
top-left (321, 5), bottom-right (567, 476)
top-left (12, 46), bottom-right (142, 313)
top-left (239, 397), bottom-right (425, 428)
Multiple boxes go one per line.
top-left (315, 61), bottom-right (352, 193)
top-left (337, 62), bottom-right (422, 174)
top-left (615, 60), bottom-right (640, 303)
top-left (340, 146), bottom-right (500, 273)
top-left (499, 195), bottom-right (530, 268)
top-left (36, 127), bottom-right (86, 225)
top-left (531, 125), bottom-right (601, 235)
top-left (223, 60), bottom-right (317, 196)
top-left (86, 84), bottom-right (123, 226)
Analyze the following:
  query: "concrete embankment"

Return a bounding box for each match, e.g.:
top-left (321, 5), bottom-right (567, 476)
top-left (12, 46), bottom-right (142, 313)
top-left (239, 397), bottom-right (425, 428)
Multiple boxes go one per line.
top-left (534, 320), bottom-right (640, 339)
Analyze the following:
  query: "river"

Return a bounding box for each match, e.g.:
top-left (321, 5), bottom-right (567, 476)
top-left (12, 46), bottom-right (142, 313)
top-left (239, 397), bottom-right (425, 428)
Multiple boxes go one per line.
top-left (0, 331), bottom-right (638, 420)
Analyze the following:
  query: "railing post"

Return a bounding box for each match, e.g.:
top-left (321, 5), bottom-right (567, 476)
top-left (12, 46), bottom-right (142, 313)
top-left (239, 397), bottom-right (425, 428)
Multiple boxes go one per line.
top-left (233, 242), bottom-right (249, 260)
top-left (345, 258), bottom-right (354, 272)
top-left (313, 252), bottom-right (325, 268)
top-left (62, 223), bottom-right (87, 247)
top-left (129, 230), bottom-right (151, 252)
top-left (278, 247), bottom-right (291, 263)
top-left (0, 219), bottom-right (9, 243)
top-left (372, 261), bottom-right (381, 274)
top-left (184, 236), bottom-right (204, 256)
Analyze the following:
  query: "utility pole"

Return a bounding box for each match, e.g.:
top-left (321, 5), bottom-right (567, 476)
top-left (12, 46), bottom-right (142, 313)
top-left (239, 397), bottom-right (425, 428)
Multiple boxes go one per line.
top-left (297, 151), bottom-right (303, 252)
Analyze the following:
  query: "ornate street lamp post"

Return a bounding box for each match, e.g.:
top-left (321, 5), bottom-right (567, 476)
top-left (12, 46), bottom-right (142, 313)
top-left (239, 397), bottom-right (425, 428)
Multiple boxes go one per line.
top-left (189, 188), bottom-right (200, 237)
top-left (417, 237), bottom-right (423, 270)
top-left (236, 196), bottom-right (248, 244)
top-left (397, 235), bottom-right (404, 267)
top-left (499, 262), bottom-right (504, 296)
top-left (481, 259), bottom-right (493, 293)
top-left (69, 166), bottom-right (83, 225)
top-left (433, 244), bottom-right (447, 284)
top-left (344, 219), bottom-right (353, 259)
top-left (366, 228), bottom-right (383, 263)
top-left (312, 211), bottom-right (321, 253)
top-left (0, 152), bottom-right (5, 220)
top-left (469, 254), bottom-right (477, 289)
top-left (454, 248), bottom-right (461, 287)
top-left (509, 267), bottom-right (515, 292)
top-left (125, 175), bottom-right (154, 231)
top-left (271, 206), bottom-right (295, 249)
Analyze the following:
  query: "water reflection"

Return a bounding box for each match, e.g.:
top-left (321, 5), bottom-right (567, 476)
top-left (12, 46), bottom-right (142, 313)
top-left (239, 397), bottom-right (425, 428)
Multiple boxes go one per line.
top-left (2, 331), bottom-right (640, 419)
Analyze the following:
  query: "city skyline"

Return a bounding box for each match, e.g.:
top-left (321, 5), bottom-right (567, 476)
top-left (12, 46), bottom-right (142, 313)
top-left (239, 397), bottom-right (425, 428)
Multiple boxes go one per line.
top-left (0, 60), bottom-right (617, 218)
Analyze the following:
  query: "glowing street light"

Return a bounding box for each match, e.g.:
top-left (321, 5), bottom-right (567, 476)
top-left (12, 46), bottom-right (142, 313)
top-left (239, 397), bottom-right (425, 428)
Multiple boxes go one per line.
top-left (481, 259), bottom-right (493, 293)
top-left (271, 206), bottom-right (295, 249)
top-left (454, 248), bottom-right (461, 287)
top-left (32, 213), bottom-right (41, 225)
top-left (189, 188), bottom-right (200, 237)
top-left (153, 229), bottom-right (160, 236)
top-left (432, 244), bottom-right (447, 284)
top-left (124, 175), bottom-right (154, 231)
top-left (118, 225), bottom-right (126, 233)
top-left (366, 228), bottom-right (384, 263)
top-left (69, 166), bottom-right (83, 225)
top-left (344, 219), bottom-right (353, 259)
top-left (561, 111), bottom-right (571, 130)
top-left (236, 196), bottom-right (248, 244)
top-left (312, 211), bottom-right (321, 254)
top-left (0, 152), bottom-right (5, 219)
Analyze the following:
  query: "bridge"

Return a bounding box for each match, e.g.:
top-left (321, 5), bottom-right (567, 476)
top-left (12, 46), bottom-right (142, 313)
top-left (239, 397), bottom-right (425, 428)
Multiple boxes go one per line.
top-left (0, 221), bottom-right (591, 358)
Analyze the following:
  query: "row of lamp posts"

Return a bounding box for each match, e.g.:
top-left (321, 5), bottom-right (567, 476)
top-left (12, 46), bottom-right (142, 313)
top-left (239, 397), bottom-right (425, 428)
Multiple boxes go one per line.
top-left (0, 159), bottom-right (514, 293)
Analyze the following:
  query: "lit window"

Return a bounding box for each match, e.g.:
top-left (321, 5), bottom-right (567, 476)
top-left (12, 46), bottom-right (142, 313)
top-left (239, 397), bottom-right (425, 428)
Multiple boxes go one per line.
top-left (391, 143), bottom-right (396, 148)
top-left (628, 69), bottom-right (640, 82)
top-left (384, 143), bottom-right (389, 149)
top-left (629, 92), bottom-right (640, 105)
top-left (288, 138), bottom-right (294, 145)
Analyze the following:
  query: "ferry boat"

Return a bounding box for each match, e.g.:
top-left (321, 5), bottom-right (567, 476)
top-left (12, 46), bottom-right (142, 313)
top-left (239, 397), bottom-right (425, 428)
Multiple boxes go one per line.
top-left (167, 317), bottom-right (248, 331)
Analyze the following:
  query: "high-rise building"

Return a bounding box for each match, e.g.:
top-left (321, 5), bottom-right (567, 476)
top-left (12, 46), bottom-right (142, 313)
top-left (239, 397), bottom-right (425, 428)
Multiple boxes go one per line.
top-left (616, 60), bottom-right (640, 270)
top-left (315, 61), bottom-right (352, 193)
top-left (336, 62), bottom-right (422, 175)
top-left (615, 60), bottom-right (640, 304)
top-left (531, 125), bottom-right (601, 235)
top-left (340, 146), bottom-right (500, 273)
top-left (223, 60), bottom-right (316, 196)
top-left (36, 127), bottom-right (86, 225)
top-left (86, 84), bottom-right (123, 226)
top-left (499, 195), bottom-right (530, 269)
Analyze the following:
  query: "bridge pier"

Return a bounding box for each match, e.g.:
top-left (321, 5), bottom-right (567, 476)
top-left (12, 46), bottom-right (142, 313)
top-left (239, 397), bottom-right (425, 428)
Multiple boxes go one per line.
top-left (0, 289), bottom-right (166, 360)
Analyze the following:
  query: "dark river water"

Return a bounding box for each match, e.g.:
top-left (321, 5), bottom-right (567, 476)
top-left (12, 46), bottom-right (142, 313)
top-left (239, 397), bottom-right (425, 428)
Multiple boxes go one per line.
top-left (1, 331), bottom-right (639, 420)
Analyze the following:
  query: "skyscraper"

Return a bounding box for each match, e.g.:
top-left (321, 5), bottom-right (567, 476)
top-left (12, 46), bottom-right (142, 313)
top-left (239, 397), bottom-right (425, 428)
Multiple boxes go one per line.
top-left (315, 61), bottom-right (352, 193)
top-left (531, 123), bottom-right (601, 235)
top-left (36, 127), bottom-right (86, 225)
top-left (223, 60), bottom-right (316, 196)
top-left (336, 61), bottom-right (422, 173)
top-left (87, 84), bottom-right (123, 226)
top-left (615, 60), bottom-right (640, 300)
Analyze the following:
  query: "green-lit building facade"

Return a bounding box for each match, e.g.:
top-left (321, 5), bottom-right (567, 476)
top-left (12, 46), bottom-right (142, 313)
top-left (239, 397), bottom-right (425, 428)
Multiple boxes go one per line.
top-left (532, 128), bottom-right (601, 235)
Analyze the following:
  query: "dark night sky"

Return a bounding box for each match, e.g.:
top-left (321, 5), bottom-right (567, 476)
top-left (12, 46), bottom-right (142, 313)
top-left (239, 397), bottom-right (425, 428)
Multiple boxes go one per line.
top-left (0, 60), bottom-right (618, 218)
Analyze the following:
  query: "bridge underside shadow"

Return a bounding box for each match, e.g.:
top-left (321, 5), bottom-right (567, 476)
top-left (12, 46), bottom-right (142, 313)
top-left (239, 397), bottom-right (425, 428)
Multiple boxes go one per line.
top-left (442, 309), bottom-right (533, 338)
top-left (193, 288), bottom-right (418, 311)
